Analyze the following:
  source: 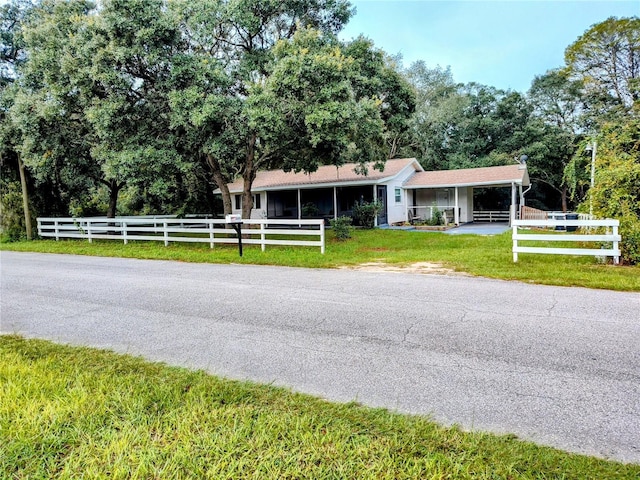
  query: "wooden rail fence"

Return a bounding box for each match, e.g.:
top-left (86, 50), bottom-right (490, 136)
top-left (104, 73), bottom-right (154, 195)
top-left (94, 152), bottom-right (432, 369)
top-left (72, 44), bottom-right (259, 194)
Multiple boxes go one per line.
top-left (512, 218), bottom-right (620, 264)
top-left (37, 217), bottom-right (326, 254)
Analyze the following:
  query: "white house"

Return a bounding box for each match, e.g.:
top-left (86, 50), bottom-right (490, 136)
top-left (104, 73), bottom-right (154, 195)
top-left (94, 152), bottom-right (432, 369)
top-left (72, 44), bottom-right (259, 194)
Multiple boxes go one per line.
top-left (222, 158), bottom-right (530, 226)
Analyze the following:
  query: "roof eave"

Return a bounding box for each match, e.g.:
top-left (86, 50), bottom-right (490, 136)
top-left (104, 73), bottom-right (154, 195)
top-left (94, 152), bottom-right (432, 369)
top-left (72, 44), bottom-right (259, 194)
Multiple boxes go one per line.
top-left (405, 178), bottom-right (527, 189)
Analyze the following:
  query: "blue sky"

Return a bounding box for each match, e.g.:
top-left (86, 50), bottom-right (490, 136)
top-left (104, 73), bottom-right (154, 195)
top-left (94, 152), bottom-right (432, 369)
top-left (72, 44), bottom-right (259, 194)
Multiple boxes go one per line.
top-left (339, 0), bottom-right (639, 92)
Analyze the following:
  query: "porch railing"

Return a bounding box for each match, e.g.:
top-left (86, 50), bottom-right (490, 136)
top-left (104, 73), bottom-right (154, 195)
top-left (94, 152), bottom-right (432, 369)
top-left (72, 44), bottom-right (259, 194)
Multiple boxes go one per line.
top-left (407, 205), bottom-right (457, 224)
top-left (473, 210), bottom-right (510, 222)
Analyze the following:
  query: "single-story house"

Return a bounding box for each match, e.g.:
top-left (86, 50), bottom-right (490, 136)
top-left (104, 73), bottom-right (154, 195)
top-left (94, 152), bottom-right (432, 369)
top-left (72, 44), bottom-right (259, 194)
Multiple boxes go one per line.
top-left (222, 158), bottom-right (530, 226)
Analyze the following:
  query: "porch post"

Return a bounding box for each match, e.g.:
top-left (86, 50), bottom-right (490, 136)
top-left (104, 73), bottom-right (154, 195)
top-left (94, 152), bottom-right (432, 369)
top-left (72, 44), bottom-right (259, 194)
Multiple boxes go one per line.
top-left (454, 187), bottom-right (459, 225)
top-left (333, 187), bottom-right (338, 220)
top-left (511, 182), bottom-right (517, 225)
top-left (297, 188), bottom-right (301, 220)
top-left (373, 184), bottom-right (378, 227)
top-left (519, 184), bottom-right (524, 211)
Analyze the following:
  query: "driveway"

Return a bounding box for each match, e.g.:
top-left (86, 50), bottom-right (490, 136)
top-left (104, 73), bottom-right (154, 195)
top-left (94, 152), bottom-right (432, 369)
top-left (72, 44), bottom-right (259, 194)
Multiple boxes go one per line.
top-left (1, 251), bottom-right (639, 463)
top-left (445, 222), bottom-right (510, 235)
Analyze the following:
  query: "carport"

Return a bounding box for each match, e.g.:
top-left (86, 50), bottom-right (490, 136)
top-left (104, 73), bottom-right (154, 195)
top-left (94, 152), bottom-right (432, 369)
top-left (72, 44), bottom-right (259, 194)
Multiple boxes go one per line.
top-left (403, 164), bottom-right (530, 225)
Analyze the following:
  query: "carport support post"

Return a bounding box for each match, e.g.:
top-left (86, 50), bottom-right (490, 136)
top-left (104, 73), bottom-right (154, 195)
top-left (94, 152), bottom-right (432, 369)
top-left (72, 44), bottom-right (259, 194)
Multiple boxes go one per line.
top-left (333, 187), bottom-right (338, 220)
top-left (519, 184), bottom-right (524, 211)
top-left (454, 187), bottom-right (459, 225)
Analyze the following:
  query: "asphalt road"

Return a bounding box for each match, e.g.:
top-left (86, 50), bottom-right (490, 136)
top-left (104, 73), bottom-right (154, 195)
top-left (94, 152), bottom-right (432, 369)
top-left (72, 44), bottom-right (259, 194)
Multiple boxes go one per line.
top-left (1, 251), bottom-right (639, 463)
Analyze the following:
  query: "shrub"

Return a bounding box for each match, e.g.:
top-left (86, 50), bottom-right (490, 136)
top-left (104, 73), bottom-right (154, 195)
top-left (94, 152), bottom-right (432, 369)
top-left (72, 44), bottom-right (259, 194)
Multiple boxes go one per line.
top-left (0, 181), bottom-right (31, 241)
top-left (302, 202), bottom-right (320, 217)
top-left (427, 209), bottom-right (443, 226)
top-left (353, 200), bottom-right (382, 228)
top-left (330, 216), bottom-right (353, 240)
top-left (619, 216), bottom-right (640, 265)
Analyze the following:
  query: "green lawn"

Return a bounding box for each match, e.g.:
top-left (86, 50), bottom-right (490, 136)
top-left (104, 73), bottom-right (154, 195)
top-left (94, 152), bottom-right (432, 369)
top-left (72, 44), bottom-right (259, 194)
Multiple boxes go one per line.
top-left (2, 229), bottom-right (639, 291)
top-left (2, 336), bottom-right (638, 479)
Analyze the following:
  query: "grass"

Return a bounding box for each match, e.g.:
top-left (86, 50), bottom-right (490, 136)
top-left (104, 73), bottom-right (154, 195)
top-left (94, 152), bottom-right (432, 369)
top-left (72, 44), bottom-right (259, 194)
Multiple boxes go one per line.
top-left (2, 335), bottom-right (638, 479)
top-left (2, 229), bottom-right (639, 291)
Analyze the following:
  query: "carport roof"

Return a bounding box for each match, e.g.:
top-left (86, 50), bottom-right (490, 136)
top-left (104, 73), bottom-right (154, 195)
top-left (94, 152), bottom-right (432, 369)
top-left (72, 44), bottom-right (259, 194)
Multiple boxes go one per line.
top-left (404, 164), bottom-right (529, 189)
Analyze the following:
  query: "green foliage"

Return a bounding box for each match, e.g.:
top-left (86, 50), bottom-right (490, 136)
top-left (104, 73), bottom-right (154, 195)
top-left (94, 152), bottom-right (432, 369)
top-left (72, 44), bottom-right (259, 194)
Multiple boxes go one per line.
top-left (0, 180), bottom-right (29, 240)
top-left (352, 199), bottom-right (382, 228)
top-left (580, 118), bottom-right (640, 264)
top-left (329, 215), bottom-right (353, 240)
top-left (167, 1), bottom-right (357, 218)
top-left (427, 209), bottom-right (443, 226)
top-left (301, 202), bottom-right (320, 217)
top-left (565, 16), bottom-right (640, 114)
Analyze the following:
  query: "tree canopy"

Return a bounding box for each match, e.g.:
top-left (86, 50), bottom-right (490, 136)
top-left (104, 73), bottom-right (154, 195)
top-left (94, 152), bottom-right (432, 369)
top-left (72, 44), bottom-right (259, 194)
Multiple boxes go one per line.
top-left (1, 3), bottom-right (638, 263)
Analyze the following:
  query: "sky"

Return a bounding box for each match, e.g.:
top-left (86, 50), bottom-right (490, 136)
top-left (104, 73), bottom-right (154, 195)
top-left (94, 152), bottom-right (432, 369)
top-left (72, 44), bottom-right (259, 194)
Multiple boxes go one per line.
top-left (339, 0), bottom-right (639, 93)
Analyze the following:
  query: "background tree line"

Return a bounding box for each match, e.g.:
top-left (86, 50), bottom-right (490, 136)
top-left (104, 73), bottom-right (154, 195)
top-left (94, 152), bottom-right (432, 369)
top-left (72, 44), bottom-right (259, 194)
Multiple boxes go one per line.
top-left (1, 1), bottom-right (638, 261)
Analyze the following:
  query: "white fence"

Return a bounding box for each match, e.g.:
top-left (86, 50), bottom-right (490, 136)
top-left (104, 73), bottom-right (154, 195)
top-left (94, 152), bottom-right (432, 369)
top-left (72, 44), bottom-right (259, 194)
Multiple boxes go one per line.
top-left (512, 218), bottom-right (620, 264)
top-left (37, 217), bottom-right (325, 254)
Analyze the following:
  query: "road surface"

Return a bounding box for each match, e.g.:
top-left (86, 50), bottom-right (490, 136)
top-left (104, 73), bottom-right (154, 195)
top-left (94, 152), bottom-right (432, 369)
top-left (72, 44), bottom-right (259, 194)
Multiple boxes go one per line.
top-left (1, 251), bottom-right (639, 463)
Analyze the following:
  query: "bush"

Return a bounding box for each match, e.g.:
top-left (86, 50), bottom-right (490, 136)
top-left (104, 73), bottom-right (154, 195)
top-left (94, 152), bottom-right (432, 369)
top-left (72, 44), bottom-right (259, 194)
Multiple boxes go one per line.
top-left (301, 202), bottom-right (320, 217)
top-left (427, 209), bottom-right (443, 226)
top-left (0, 181), bottom-right (31, 241)
top-left (330, 216), bottom-right (353, 240)
top-left (353, 200), bottom-right (382, 228)
top-left (619, 216), bottom-right (640, 265)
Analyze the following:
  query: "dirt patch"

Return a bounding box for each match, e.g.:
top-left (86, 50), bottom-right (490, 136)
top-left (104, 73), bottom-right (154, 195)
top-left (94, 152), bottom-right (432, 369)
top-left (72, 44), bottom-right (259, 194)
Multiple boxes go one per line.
top-left (356, 247), bottom-right (391, 252)
top-left (340, 261), bottom-right (466, 276)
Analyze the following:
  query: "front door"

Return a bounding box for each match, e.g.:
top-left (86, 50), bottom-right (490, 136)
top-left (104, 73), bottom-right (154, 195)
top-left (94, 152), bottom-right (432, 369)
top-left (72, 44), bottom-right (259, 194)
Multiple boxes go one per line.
top-left (376, 185), bottom-right (388, 225)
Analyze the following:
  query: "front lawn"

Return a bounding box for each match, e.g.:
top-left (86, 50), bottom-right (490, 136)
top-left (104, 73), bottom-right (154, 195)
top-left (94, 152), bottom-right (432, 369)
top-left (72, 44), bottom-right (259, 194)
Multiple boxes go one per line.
top-left (2, 229), bottom-right (638, 291)
top-left (2, 336), bottom-right (638, 479)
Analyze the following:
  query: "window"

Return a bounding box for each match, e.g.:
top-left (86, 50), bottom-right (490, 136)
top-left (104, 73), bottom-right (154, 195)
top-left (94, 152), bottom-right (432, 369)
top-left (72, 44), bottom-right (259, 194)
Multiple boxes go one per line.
top-left (395, 187), bottom-right (402, 204)
top-left (235, 194), bottom-right (261, 210)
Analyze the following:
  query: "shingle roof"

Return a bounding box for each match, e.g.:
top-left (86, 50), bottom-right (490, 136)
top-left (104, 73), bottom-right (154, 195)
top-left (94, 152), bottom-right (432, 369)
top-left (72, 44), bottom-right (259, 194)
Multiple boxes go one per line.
top-left (226, 158), bottom-right (421, 192)
top-left (404, 164), bottom-right (529, 188)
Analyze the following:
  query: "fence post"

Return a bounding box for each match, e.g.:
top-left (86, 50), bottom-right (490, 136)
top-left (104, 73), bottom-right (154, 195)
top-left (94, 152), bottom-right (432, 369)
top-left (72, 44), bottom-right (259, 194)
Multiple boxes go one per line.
top-left (163, 220), bottom-right (169, 246)
top-left (613, 224), bottom-right (620, 265)
top-left (260, 222), bottom-right (266, 252)
top-left (54, 220), bottom-right (59, 241)
top-left (122, 221), bottom-right (127, 245)
top-left (209, 220), bottom-right (215, 249)
top-left (320, 220), bottom-right (325, 254)
top-left (512, 222), bottom-right (518, 262)
top-left (87, 219), bottom-right (92, 243)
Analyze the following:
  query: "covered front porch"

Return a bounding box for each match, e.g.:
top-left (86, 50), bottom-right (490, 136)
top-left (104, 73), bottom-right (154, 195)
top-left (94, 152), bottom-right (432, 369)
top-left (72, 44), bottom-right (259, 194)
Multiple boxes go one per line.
top-left (403, 165), bottom-right (530, 226)
top-left (264, 184), bottom-right (389, 226)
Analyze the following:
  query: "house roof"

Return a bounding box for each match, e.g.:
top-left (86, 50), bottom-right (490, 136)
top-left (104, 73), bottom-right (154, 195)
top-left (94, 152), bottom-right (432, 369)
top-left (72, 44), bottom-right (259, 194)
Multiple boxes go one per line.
top-left (404, 164), bottom-right (530, 189)
top-left (225, 158), bottom-right (423, 192)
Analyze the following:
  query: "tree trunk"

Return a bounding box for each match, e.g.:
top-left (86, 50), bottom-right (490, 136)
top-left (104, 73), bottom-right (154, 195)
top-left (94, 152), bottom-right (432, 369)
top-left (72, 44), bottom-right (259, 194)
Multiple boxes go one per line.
top-left (241, 134), bottom-right (257, 219)
top-left (561, 185), bottom-right (568, 213)
top-left (16, 153), bottom-right (32, 240)
top-left (106, 180), bottom-right (121, 218)
top-left (207, 154), bottom-right (233, 216)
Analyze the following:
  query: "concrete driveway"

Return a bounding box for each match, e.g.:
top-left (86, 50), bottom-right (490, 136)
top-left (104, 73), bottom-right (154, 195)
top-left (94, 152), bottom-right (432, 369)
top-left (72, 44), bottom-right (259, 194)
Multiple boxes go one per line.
top-left (1, 251), bottom-right (639, 463)
top-left (445, 222), bottom-right (511, 235)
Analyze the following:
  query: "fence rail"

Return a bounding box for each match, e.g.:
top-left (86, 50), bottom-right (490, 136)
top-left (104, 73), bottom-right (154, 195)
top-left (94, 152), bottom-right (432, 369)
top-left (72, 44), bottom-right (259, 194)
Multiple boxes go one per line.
top-left (37, 217), bottom-right (325, 254)
top-left (512, 218), bottom-right (620, 264)
top-left (473, 210), bottom-right (510, 222)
